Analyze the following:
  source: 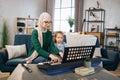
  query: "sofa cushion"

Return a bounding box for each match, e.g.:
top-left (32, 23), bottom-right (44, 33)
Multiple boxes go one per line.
top-left (6, 44), bottom-right (27, 59)
top-left (101, 58), bottom-right (113, 65)
top-left (14, 34), bottom-right (31, 53)
top-left (6, 57), bottom-right (26, 66)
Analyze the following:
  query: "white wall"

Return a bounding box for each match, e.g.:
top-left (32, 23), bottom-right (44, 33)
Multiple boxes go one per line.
top-left (0, 0), bottom-right (46, 45)
top-left (83, 0), bottom-right (120, 29)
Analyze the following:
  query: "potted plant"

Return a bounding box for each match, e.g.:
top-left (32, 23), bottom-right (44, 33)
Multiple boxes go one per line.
top-left (67, 16), bottom-right (74, 32)
top-left (84, 55), bottom-right (91, 67)
top-left (2, 20), bottom-right (8, 48)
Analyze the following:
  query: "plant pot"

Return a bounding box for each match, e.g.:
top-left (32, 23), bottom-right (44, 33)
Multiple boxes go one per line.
top-left (84, 61), bottom-right (91, 67)
top-left (70, 29), bottom-right (72, 32)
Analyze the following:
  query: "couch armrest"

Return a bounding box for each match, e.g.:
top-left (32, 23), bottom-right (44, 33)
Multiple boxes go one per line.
top-left (0, 49), bottom-right (8, 65)
top-left (101, 50), bottom-right (119, 70)
top-left (107, 50), bottom-right (119, 62)
top-left (101, 48), bottom-right (108, 58)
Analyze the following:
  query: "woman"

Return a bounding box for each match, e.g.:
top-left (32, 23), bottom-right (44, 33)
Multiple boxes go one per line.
top-left (24, 12), bottom-right (63, 64)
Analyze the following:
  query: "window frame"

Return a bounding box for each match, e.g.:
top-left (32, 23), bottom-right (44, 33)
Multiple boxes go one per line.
top-left (53, 0), bottom-right (75, 32)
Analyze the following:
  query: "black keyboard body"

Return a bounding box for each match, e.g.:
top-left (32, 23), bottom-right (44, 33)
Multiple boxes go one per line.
top-left (37, 57), bottom-right (101, 75)
top-left (37, 60), bottom-right (84, 71)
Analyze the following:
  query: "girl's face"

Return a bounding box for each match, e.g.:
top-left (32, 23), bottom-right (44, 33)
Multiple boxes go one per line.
top-left (42, 19), bottom-right (52, 29)
top-left (55, 33), bottom-right (64, 44)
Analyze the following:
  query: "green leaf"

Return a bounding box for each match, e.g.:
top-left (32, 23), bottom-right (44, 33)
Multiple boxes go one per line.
top-left (85, 55), bottom-right (91, 61)
top-left (67, 16), bottom-right (74, 28)
top-left (2, 20), bottom-right (8, 48)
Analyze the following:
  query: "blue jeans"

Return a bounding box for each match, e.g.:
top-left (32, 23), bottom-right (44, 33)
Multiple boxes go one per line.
top-left (32, 56), bottom-right (49, 64)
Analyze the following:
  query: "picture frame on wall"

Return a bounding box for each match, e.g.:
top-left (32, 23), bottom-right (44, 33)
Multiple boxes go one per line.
top-left (91, 24), bottom-right (99, 32)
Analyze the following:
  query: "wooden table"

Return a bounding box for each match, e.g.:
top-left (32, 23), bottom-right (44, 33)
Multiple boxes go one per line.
top-left (8, 64), bottom-right (120, 80)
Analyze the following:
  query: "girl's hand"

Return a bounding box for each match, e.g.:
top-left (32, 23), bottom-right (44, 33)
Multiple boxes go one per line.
top-left (49, 54), bottom-right (62, 63)
top-left (59, 52), bottom-right (64, 58)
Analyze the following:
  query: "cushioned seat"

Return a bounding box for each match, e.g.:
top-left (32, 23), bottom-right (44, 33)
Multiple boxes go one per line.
top-left (101, 58), bottom-right (112, 62)
top-left (101, 48), bottom-right (119, 71)
top-left (6, 57), bottom-right (26, 66)
top-left (0, 35), bottom-right (31, 73)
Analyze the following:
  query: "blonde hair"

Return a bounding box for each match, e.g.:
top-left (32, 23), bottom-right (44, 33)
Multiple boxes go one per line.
top-left (54, 31), bottom-right (64, 43)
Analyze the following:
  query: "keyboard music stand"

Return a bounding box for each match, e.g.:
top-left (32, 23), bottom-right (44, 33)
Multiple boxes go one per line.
top-left (37, 33), bottom-right (97, 75)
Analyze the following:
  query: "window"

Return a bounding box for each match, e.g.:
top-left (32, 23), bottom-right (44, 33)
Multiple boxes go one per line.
top-left (53, 0), bottom-right (75, 32)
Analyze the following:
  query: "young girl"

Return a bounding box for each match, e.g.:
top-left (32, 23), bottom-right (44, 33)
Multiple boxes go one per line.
top-left (54, 31), bottom-right (67, 53)
top-left (24, 12), bottom-right (63, 64)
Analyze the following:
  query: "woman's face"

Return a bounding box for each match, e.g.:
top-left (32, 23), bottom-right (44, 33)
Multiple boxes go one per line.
top-left (42, 18), bottom-right (52, 29)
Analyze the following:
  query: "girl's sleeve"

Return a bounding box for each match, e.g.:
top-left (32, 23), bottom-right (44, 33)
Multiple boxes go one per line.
top-left (31, 30), bottom-right (50, 58)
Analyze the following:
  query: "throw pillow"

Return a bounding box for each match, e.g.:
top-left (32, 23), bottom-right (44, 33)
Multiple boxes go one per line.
top-left (6, 44), bottom-right (27, 59)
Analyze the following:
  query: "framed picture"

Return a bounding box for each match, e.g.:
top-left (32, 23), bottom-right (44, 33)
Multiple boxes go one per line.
top-left (91, 25), bottom-right (99, 32)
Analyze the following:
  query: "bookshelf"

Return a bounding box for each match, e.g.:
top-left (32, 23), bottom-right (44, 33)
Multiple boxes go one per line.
top-left (16, 17), bottom-right (38, 34)
top-left (84, 8), bottom-right (105, 33)
top-left (84, 8), bottom-right (105, 47)
top-left (104, 28), bottom-right (120, 51)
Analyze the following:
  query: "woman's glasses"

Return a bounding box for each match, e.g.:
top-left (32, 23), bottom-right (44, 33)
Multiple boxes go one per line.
top-left (44, 21), bottom-right (52, 24)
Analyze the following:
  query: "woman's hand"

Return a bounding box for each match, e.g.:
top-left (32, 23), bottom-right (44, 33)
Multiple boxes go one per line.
top-left (59, 52), bottom-right (64, 58)
top-left (49, 54), bottom-right (62, 63)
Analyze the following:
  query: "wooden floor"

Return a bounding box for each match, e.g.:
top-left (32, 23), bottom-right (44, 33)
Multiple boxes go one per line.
top-left (109, 63), bottom-right (120, 77)
top-left (0, 63), bottom-right (120, 80)
top-left (0, 72), bottom-right (10, 80)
